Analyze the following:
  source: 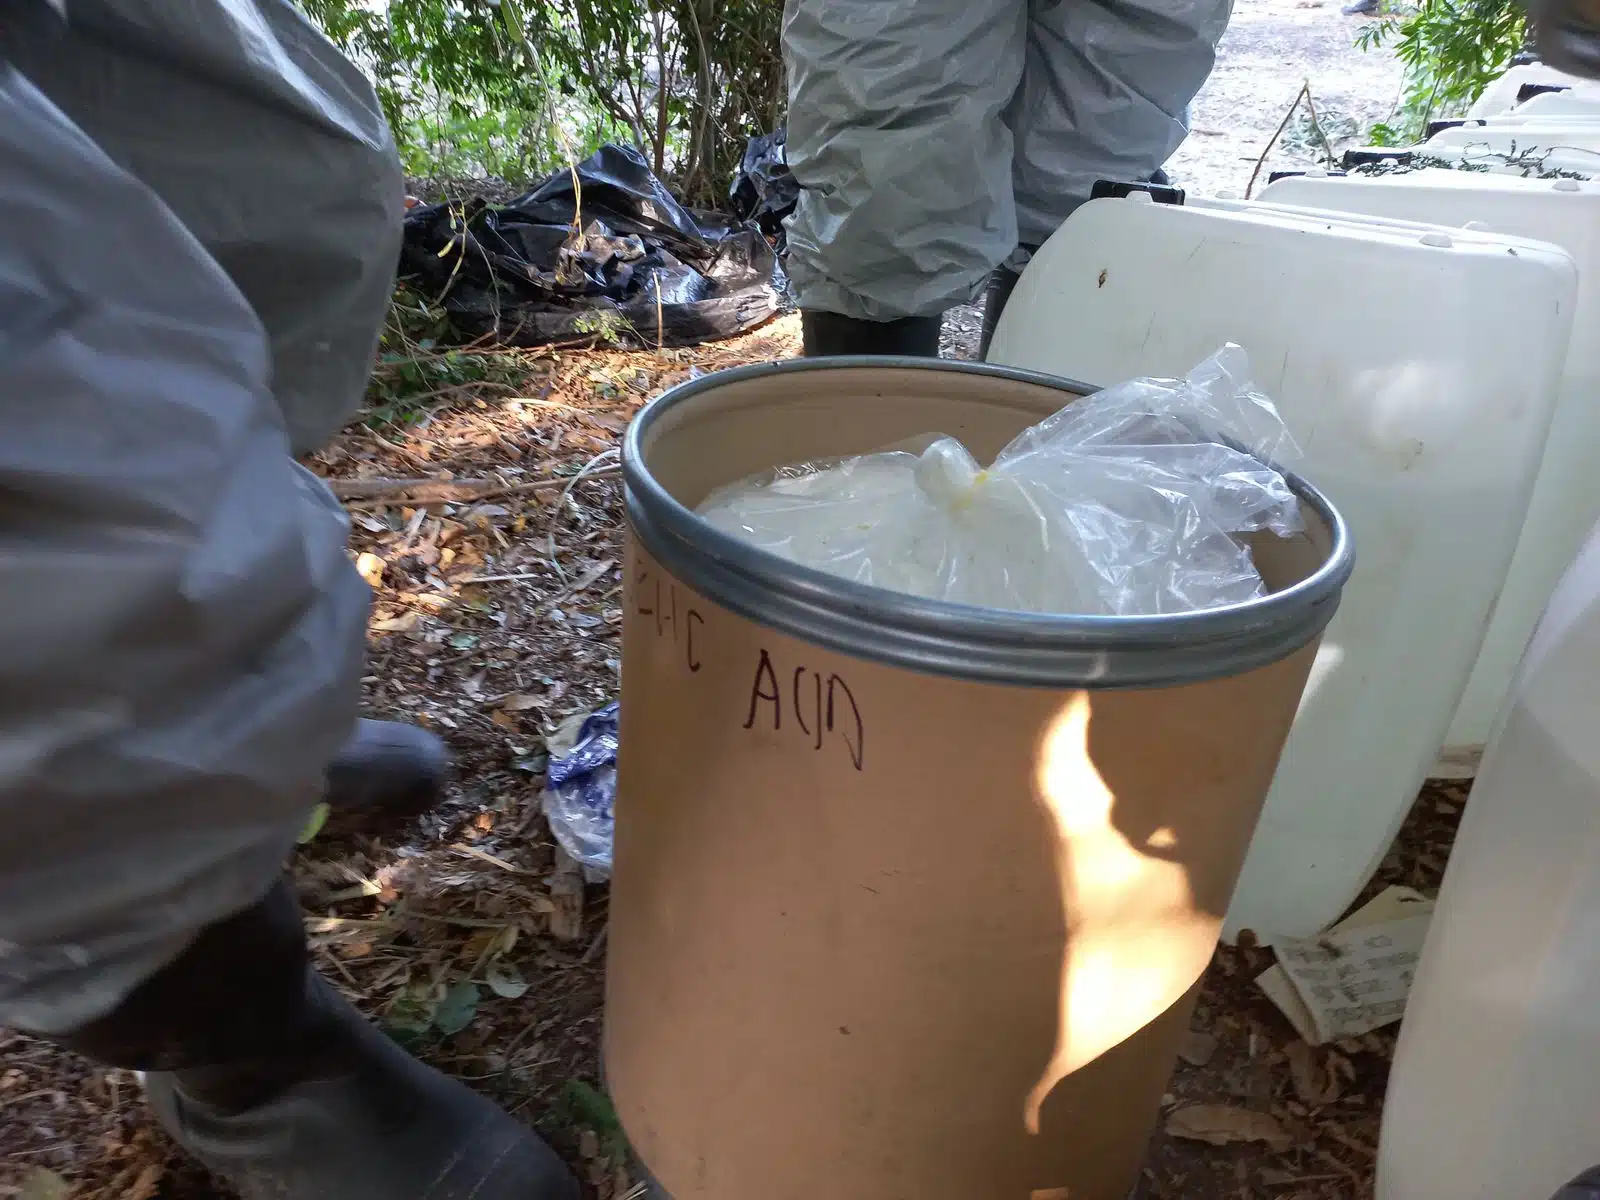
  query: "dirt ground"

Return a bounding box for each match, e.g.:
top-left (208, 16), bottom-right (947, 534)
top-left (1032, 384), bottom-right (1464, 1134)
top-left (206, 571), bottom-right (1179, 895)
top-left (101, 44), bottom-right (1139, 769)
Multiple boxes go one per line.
top-left (0, 313), bottom-right (1458, 1200)
top-left (1168, 0), bottom-right (1405, 195)
top-left (944, 0), bottom-right (1405, 355)
top-left (1, 8), bottom-right (1427, 1199)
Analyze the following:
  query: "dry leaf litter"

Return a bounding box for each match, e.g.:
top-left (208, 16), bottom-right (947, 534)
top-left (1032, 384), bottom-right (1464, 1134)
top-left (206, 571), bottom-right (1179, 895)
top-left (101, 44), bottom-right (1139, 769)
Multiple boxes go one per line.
top-left (0, 306), bottom-right (1467, 1199)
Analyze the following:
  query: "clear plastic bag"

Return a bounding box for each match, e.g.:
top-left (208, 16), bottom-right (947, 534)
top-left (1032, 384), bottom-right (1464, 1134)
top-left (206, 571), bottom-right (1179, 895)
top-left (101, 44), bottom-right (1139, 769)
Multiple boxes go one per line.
top-left (697, 346), bottom-right (1303, 616)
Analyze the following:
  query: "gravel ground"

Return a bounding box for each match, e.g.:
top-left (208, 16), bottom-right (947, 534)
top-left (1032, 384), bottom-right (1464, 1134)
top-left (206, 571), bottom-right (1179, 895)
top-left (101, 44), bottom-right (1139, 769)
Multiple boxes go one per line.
top-left (943, 0), bottom-right (1403, 360)
top-left (1169, 0), bottom-right (1403, 194)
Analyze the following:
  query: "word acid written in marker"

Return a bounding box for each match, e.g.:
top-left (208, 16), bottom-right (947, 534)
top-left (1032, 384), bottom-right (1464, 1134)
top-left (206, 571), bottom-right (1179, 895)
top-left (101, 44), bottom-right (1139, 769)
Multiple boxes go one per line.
top-left (742, 647), bottom-right (864, 771)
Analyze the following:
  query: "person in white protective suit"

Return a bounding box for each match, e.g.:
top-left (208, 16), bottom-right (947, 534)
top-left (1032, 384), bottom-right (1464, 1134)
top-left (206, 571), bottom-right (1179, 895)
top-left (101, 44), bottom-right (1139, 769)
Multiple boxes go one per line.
top-left (0, 2), bottom-right (577, 1197)
top-left (782, 0), bottom-right (1229, 359)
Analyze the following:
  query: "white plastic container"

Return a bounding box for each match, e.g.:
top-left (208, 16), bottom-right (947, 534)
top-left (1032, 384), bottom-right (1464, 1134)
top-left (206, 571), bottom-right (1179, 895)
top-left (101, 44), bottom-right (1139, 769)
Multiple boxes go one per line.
top-left (989, 194), bottom-right (1578, 940)
top-left (1410, 141), bottom-right (1600, 178)
top-left (1486, 108), bottom-right (1600, 124)
top-left (1469, 63), bottom-right (1600, 117)
top-left (1428, 119), bottom-right (1600, 153)
top-left (1377, 519), bottom-right (1600, 1200)
top-left (1256, 170), bottom-right (1600, 760)
top-left (1515, 88), bottom-right (1600, 117)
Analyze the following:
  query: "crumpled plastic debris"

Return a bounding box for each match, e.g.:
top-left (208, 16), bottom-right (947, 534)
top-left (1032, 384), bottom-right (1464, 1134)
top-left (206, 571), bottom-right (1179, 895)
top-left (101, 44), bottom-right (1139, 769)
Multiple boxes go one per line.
top-left (729, 128), bottom-right (799, 237)
top-left (541, 701), bottom-right (619, 880)
top-left (401, 144), bottom-right (787, 349)
top-left (697, 345), bottom-right (1304, 617)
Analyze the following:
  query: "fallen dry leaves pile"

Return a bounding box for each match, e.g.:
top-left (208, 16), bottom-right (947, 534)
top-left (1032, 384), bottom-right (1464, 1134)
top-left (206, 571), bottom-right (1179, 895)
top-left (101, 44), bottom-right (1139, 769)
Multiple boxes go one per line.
top-left (1143, 781), bottom-right (1467, 1200)
top-left (0, 310), bottom-right (1467, 1200)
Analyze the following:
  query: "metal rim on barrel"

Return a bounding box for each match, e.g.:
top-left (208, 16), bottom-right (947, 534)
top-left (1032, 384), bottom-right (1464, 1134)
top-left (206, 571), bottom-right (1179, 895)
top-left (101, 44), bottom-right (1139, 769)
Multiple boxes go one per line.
top-left (623, 357), bottom-right (1354, 689)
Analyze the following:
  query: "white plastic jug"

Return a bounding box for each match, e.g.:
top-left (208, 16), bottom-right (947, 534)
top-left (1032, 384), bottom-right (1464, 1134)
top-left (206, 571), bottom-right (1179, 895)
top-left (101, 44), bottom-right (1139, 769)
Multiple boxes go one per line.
top-left (1470, 63), bottom-right (1600, 117)
top-left (988, 194), bottom-right (1578, 940)
top-left (1377, 519), bottom-right (1600, 1200)
top-left (1256, 170), bottom-right (1600, 761)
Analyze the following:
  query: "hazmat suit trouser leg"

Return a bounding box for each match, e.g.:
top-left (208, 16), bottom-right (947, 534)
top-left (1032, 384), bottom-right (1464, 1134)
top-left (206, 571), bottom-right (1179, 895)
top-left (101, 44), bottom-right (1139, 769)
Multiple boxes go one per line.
top-left (0, 58), bottom-right (577, 1200)
top-left (0, 0), bottom-right (406, 456)
top-left (782, 0), bottom-right (1232, 325)
top-left (1, 1), bottom-right (463, 820)
top-left (783, 0), bottom-right (1029, 326)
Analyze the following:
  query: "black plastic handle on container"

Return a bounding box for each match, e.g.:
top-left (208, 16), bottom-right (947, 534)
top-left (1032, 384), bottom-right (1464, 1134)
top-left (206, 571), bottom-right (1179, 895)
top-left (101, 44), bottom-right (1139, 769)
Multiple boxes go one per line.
top-left (1089, 178), bottom-right (1187, 206)
top-left (1342, 148), bottom-right (1416, 169)
top-left (1426, 118), bottom-right (1487, 138)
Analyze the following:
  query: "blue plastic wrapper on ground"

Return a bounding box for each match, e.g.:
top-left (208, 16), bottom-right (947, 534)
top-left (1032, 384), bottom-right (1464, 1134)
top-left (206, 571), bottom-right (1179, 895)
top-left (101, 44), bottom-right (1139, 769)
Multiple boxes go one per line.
top-left (542, 701), bottom-right (619, 880)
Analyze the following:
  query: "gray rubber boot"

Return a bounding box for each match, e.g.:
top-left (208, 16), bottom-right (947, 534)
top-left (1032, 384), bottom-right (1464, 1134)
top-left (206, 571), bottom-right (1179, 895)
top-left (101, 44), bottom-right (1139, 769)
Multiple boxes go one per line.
top-left (45, 882), bottom-right (578, 1200)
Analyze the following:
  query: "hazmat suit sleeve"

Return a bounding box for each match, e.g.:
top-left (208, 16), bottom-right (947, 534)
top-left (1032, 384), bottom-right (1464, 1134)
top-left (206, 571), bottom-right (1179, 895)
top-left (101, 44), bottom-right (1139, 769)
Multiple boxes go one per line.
top-left (0, 67), bottom-right (371, 1036)
top-left (0, 0), bottom-right (405, 456)
top-left (782, 0), bottom-right (1230, 322)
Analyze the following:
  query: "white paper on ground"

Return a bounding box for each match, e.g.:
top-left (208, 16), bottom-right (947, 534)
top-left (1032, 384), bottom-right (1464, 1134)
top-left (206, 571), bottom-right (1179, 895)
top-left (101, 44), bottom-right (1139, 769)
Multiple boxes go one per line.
top-left (1256, 886), bottom-right (1435, 1045)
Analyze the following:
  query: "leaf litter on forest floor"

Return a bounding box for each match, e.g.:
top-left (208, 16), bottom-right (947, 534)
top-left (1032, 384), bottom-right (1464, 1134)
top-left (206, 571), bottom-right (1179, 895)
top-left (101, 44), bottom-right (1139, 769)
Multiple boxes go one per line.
top-left (0, 307), bottom-right (1472, 1200)
top-left (1166, 1104), bottom-right (1295, 1153)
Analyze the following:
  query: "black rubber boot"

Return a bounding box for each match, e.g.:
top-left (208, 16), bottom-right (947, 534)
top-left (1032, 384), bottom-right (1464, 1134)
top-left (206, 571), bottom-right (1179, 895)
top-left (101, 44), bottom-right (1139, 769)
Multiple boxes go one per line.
top-left (324, 718), bottom-right (453, 821)
top-left (977, 266), bottom-right (1024, 362)
top-left (980, 174), bottom-right (1173, 362)
top-left (46, 882), bottom-right (579, 1200)
top-left (801, 309), bottom-right (943, 357)
top-left (1554, 1167), bottom-right (1600, 1200)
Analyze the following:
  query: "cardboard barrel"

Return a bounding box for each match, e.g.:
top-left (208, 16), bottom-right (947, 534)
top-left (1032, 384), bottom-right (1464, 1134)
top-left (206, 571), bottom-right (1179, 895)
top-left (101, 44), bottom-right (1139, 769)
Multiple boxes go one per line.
top-left (607, 359), bottom-right (1353, 1200)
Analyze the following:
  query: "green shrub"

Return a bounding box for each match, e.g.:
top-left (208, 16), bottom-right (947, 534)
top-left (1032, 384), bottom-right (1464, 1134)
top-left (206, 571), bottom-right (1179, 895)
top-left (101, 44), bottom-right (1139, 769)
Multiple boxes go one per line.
top-left (1360, 0), bottom-right (1528, 143)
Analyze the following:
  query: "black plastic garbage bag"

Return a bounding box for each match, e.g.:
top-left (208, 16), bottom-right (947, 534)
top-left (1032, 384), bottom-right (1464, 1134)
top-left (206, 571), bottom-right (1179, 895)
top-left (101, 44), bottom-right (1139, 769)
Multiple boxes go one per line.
top-left (729, 128), bottom-right (799, 235)
top-left (399, 144), bottom-right (787, 349)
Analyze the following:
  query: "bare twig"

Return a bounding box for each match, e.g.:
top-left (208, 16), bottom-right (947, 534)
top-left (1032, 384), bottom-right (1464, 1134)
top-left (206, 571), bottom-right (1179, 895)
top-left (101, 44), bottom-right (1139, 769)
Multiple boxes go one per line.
top-left (654, 270), bottom-right (665, 353)
top-left (330, 477), bottom-right (507, 502)
top-left (580, 920), bottom-right (609, 965)
top-left (683, 0), bottom-right (716, 201)
top-left (505, 395), bottom-right (588, 414)
top-left (375, 380), bottom-right (519, 410)
top-left (527, 557), bottom-right (617, 618)
top-left (650, 8), bottom-right (674, 172)
top-left (1247, 82), bottom-right (1311, 199)
top-left (456, 571), bottom-right (549, 584)
top-left (556, 448), bottom-right (623, 511)
top-left (484, 466), bottom-right (622, 503)
top-left (328, 466), bottom-right (621, 504)
top-left (370, 344), bottom-right (532, 377)
top-left (451, 843), bottom-right (537, 875)
top-left (429, 201), bottom-right (473, 309)
top-left (498, 0), bottom-right (582, 231)
top-left (1301, 84), bottom-right (1338, 168)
